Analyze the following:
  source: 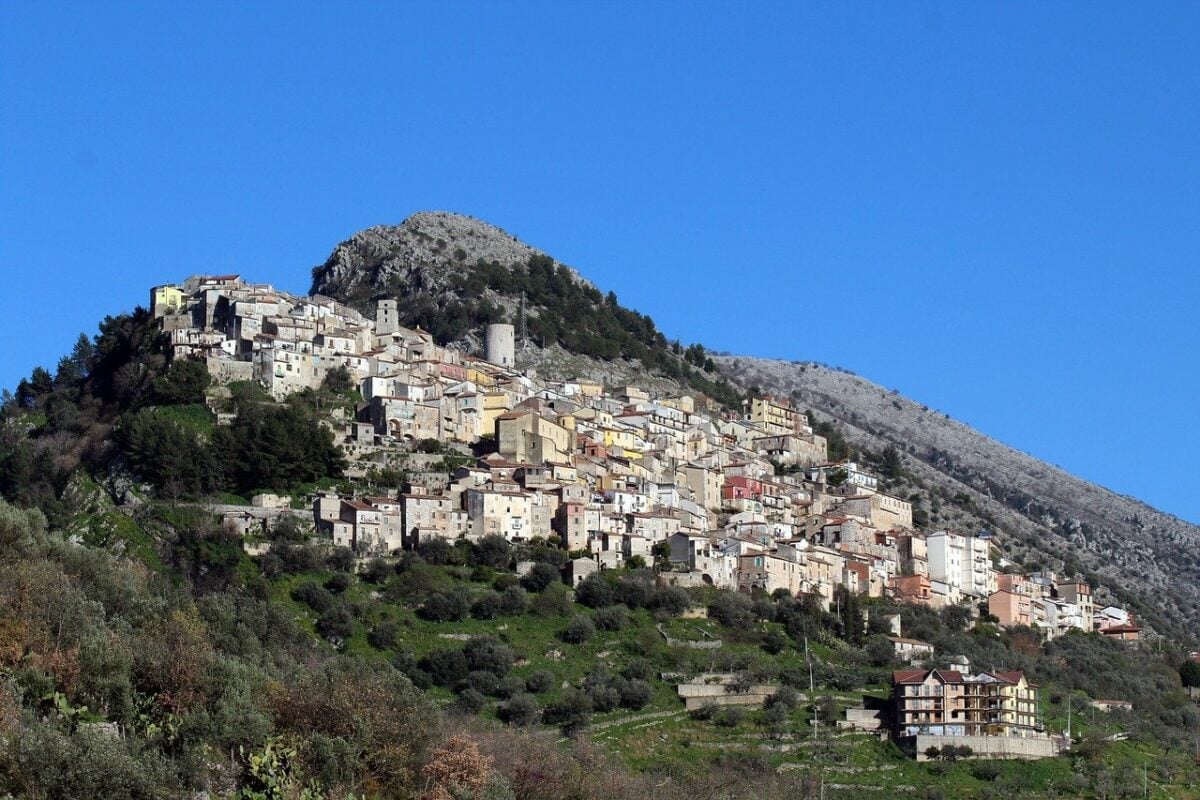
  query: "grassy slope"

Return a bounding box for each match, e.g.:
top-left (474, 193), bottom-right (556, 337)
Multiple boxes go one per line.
top-left (259, 560), bottom-right (1200, 799)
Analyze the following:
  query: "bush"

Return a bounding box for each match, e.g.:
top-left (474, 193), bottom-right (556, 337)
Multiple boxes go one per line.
top-left (316, 605), bottom-right (354, 642)
top-left (493, 674), bottom-right (527, 699)
top-left (465, 670), bottom-right (499, 696)
top-left (709, 592), bottom-right (754, 628)
top-left (521, 562), bottom-right (560, 593)
top-left (392, 651), bottom-right (432, 690)
top-left (614, 575), bottom-right (653, 608)
top-left (471, 590), bottom-right (504, 620)
top-left (761, 629), bottom-right (789, 655)
top-left (766, 686), bottom-right (801, 711)
top-left (326, 546), bottom-right (355, 573)
top-left (574, 574), bottom-right (614, 608)
top-left (532, 583), bottom-right (572, 617)
top-left (714, 706), bottom-right (746, 727)
top-left (463, 636), bottom-right (514, 677)
top-left (418, 590), bottom-right (470, 622)
top-left (325, 572), bottom-right (352, 594)
top-left (499, 585), bottom-right (529, 615)
top-left (416, 537), bottom-right (452, 565)
top-left (593, 605), bottom-right (628, 631)
top-left (472, 535), bottom-right (512, 570)
top-left (291, 581), bottom-right (334, 614)
top-left (368, 620), bottom-right (401, 651)
top-left (560, 615), bottom-right (595, 644)
top-left (453, 688), bottom-right (486, 716)
top-left (650, 586), bottom-right (690, 617)
top-left (497, 693), bottom-right (541, 727)
top-left (362, 557), bottom-right (392, 584)
top-left (689, 703), bottom-right (717, 721)
top-left (620, 658), bottom-right (653, 682)
top-left (543, 688), bottom-right (592, 737)
top-left (420, 648), bottom-right (469, 687)
top-left (525, 670), bottom-right (556, 694)
top-left (620, 679), bottom-right (653, 710)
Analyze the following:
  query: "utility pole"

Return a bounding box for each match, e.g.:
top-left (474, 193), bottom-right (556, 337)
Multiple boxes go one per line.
top-left (806, 638), bottom-right (816, 695)
top-left (1066, 693), bottom-right (1072, 741)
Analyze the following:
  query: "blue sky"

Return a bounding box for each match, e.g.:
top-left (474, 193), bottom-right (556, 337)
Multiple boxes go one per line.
top-left (2, 2), bottom-right (1197, 522)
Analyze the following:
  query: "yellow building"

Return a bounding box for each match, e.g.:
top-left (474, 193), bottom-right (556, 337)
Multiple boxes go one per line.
top-left (480, 391), bottom-right (513, 436)
top-left (151, 284), bottom-right (185, 318)
top-left (748, 395), bottom-right (799, 435)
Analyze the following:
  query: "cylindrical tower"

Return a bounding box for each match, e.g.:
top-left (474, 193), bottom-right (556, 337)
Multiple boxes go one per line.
top-left (486, 323), bottom-right (515, 367)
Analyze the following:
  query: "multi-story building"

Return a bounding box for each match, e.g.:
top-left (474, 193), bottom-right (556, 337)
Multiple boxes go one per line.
top-left (892, 668), bottom-right (1041, 738)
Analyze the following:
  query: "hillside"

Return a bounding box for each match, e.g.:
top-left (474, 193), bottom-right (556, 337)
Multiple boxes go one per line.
top-left (717, 356), bottom-right (1200, 642)
top-left (313, 211), bottom-right (1200, 642)
top-left (310, 212), bottom-right (741, 406)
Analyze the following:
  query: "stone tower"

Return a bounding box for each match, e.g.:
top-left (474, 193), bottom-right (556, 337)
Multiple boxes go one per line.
top-left (486, 323), bottom-right (515, 368)
top-left (376, 299), bottom-right (398, 336)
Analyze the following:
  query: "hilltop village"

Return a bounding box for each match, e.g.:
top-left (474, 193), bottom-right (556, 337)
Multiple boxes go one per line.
top-left (153, 274), bottom-right (1146, 758)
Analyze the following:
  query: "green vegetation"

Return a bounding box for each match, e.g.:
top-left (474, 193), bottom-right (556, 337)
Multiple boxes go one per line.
top-left (377, 253), bottom-right (743, 408)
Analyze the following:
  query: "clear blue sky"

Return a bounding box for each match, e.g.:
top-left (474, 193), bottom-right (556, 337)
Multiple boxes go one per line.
top-left (2, 2), bottom-right (1198, 523)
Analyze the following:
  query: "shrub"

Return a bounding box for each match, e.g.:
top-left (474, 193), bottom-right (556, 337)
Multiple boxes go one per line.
top-left (463, 636), bottom-right (514, 677)
top-left (325, 572), bottom-right (352, 594)
top-left (761, 629), bottom-right (789, 655)
top-left (614, 575), bottom-right (653, 608)
top-left (452, 688), bottom-right (486, 716)
top-left (416, 537), bottom-right (452, 565)
top-left (420, 649), bottom-right (469, 687)
top-left (497, 693), bottom-right (541, 727)
top-left (709, 592), bottom-right (754, 628)
top-left (650, 586), bottom-right (690, 617)
top-left (472, 535), bottom-right (512, 570)
top-left (543, 688), bottom-right (592, 737)
top-left (593, 605), bottom-right (628, 631)
top-left (766, 686), bottom-right (801, 711)
top-left (362, 557), bottom-right (392, 585)
top-left (418, 590), bottom-right (470, 622)
top-left (499, 585), bottom-right (529, 615)
top-left (471, 590), bottom-right (504, 620)
top-left (316, 605), bottom-right (354, 642)
top-left (326, 546), bottom-right (355, 573)
top-left (689, 703), bottom-right (717, 721)
top-left (368, 620), bottom-right (400, 651)
top-left (574, 574), bottom-right (614, 608)
top-left (465, 670), bottom-right (499, 696)
top-left (493, 675), bottom-right (527, 699)
top-left (521, 562), bottom-right (560, 593)
top-left (532, 583), bottom-right (572, 617)
top-left (714, 706), bottom-right (746, 727)
top-left (392, 651), bottom-right (432, 690)
top-left (620, 679), bottom-right (653, 710)
top-left (620, 659), bottom-right (653, 682)
top-left (560, 615), bottom-right (595, 644)
top-left (291, 581), bottom-right (334, 614)
top-left (525, 670), bottom-right (555, 694)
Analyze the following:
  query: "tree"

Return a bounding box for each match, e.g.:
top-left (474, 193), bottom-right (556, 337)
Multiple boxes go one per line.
top-left (880, 445), bottom-right (903, 480)
top-left (560, 615), bottom-right (595, 644)
top-left (521, 562), bottom-right (560, 593)
top-left (321, 365), bottom-right (354, 394)
top-left (497, 694), bottom-right (541, 727)
top-left (574, 574), bottom-right (614, 608)
top-left (1180, 660), bottom-right (1200, 688)
top-left (543, 688), bottom-right (592, 737)
top-left (153, 359), bottom-right (211, 405)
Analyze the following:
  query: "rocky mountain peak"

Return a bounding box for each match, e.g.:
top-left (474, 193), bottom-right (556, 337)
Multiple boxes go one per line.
top-left (309, 211), bottom-right (590, 308)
